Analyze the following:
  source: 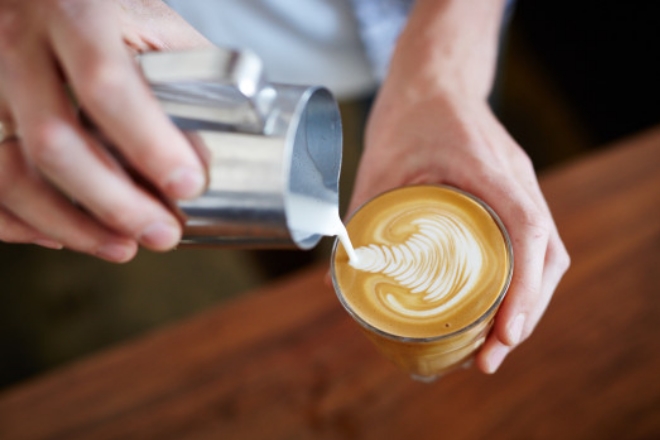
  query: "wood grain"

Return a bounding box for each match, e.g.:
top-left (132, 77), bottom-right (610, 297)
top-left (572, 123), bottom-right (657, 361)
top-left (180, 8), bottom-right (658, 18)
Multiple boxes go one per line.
top-left (0, 127), bottom-right (659, 440)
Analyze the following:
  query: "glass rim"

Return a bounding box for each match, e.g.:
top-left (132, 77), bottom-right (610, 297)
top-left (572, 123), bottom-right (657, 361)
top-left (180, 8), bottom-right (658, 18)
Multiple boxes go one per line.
top-left (330, 184), bottom-right (514, 344)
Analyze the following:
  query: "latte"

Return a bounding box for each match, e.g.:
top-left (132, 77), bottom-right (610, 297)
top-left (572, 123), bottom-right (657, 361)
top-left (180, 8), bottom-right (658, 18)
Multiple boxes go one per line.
top-left (332, 185), bottom-right (512, 379)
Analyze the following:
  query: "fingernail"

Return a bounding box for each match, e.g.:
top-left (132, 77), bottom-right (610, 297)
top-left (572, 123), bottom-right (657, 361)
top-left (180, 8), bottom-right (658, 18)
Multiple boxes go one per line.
top-left (507, 313), bottom-right (526, 346)
top-left (166, 167), bottom-right (205, 199)
top-left (97, 243), bottom-right (134, 263)
top-left (139, 221), bottom-right (180, 249)
top-left (33, 239), bottom-right (64, 250)
top-left (485, 344), bottom-right (509, 374)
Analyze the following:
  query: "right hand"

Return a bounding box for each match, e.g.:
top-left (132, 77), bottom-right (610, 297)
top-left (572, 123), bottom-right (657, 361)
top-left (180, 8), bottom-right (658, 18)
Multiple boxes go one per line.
top-left (0, 0), bottom-right (211, 262)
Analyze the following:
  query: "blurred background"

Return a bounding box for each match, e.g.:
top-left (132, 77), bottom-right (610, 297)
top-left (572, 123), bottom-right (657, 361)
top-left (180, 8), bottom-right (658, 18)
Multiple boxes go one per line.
top-left (1, 0), bottom-right (658, 390)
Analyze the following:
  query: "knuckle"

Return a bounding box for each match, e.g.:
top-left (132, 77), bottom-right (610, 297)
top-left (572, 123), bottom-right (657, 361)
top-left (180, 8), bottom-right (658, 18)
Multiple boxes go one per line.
top-left (517, 206), bottom-right (551, 239)
top-left (470, 158), bottom-right (496, 179)
top-left (25, 122), bottom-right (71, 169)
top-left (515, 148), bottom-right (534, 170)
top-left (78, 60), bottom-right (129, 105)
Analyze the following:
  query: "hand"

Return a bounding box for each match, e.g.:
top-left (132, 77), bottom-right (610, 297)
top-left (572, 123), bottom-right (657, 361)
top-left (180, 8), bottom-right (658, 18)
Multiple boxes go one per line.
top-left (349, 83), bottom-right (570, 374)
top-left (0, 0), bottom-right (211, 262)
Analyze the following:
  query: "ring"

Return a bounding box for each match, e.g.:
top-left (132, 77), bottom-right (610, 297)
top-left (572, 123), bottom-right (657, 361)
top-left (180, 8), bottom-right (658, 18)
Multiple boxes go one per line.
top-left (0, 120), bottom-right (18, 144)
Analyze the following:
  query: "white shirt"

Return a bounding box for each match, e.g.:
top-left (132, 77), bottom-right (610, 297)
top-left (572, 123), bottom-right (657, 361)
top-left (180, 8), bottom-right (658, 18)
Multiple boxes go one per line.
top-left (164, 0), bottom-right (379, 99)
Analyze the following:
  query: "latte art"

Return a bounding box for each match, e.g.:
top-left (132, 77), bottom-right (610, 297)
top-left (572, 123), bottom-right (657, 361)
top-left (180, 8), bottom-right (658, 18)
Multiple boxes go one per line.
top-left (333, 185), bottom-right (511, 340)
top-left (349, 215), bottom-right (484, 318)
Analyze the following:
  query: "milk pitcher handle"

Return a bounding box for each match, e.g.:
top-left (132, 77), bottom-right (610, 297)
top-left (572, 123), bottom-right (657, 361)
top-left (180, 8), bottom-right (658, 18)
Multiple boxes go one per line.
top-left (137, 48), bottom-right (275, 133)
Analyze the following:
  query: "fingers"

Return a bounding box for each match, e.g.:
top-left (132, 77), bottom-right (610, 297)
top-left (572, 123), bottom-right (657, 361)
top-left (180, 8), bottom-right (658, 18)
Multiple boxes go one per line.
top-left (0, 139), bottom-right (138, 262)
top-left (456, 111), bottom-right (569, 373)
top-left (467, 175), bottom-right (549, 373)
top-left (4, 37), bottom-right (182, 252)
top-left (478, 232), bottom-right (569, 374)
top-left (0, 98), bottom-right (50, 247)
top-left (498, 194), bottom-right (550, 345)
top-left (47, 2), bottom-right (206, 201)
top-left (3, 2), bottom-right (200, 251)
top-left (472, 174), bottom-right (569, 374)
top-left (0, 0), bottom-right (212, 260)
top-left (0, 207), bottom-right (61, 249)
top-left (476, 336), bottom-right (510, 375)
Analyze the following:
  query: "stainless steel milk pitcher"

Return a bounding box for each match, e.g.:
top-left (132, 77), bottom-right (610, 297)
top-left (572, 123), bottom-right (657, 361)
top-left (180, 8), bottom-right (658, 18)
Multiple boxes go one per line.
top-left (137, 48), bottom-right (343, 249)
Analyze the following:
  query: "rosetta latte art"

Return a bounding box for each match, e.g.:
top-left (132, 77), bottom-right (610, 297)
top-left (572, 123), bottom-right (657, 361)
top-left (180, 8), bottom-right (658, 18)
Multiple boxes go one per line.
top-left (350, 215), bottom-right (484, 318)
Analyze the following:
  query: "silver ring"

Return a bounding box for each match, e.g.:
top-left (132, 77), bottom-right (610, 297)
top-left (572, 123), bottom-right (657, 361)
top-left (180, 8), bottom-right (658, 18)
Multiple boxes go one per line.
top-left (0, 120), bottom-right (17, 144)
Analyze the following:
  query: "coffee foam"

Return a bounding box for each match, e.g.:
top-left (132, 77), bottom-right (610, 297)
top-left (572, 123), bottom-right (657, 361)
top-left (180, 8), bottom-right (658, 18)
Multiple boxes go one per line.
top-left (349, 214), bottom-right (484, 318)
top-left (333, 186), bottom-right (511, 339)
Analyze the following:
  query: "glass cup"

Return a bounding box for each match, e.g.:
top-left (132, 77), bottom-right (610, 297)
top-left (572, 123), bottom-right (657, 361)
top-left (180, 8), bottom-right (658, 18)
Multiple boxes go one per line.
top-left (331, 185), bottom-right (513, 381)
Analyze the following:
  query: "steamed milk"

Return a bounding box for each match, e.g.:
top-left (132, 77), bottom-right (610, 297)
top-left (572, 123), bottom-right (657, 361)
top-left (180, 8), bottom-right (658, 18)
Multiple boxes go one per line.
top-left (348, 214), bottom-right (485, 319)
top-left (287, 194), bottom-right (358, 261)
top-left (331, 185), bottom-right (512, 378)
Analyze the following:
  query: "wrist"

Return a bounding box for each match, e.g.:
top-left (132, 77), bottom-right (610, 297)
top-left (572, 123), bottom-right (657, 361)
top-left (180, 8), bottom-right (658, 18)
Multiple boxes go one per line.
top-left (383, 0), bottom-right (508, 102)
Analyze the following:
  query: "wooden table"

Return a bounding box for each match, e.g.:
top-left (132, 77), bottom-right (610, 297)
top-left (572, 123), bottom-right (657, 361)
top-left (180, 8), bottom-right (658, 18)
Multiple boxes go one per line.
top-left (1, 127), bottom-right (659, 440)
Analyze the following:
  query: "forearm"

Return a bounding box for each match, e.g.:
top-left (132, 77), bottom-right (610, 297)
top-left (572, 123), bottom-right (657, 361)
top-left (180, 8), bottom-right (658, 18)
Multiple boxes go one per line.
top-left (385, 0), bottom-right (508, 101)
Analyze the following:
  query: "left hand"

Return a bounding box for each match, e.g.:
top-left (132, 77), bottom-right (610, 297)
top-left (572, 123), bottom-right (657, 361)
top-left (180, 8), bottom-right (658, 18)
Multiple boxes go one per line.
top-left (348, 83), bottom-right (570, 374)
